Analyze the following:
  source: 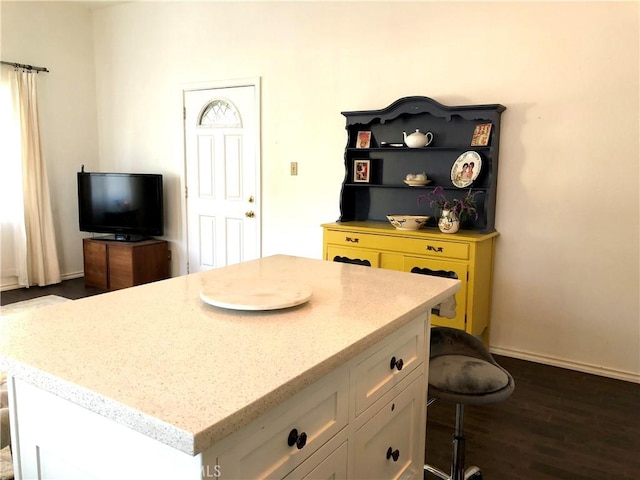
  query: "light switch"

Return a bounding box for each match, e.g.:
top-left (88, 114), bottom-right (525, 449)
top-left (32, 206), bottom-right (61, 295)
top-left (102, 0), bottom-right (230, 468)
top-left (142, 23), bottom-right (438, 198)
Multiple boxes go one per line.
top-left (290, 162), bottom-right (298, 176)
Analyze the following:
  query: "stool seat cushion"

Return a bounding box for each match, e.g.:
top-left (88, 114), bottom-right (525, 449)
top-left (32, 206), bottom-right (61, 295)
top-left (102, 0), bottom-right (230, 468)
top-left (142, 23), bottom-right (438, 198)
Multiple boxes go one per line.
top-left (429, 354), bottom-right (510, 396)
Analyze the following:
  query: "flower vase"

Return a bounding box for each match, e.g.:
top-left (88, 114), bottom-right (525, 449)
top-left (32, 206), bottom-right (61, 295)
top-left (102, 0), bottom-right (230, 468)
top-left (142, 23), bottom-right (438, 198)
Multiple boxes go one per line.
top-left (438, 209), bottom-right (460, 234)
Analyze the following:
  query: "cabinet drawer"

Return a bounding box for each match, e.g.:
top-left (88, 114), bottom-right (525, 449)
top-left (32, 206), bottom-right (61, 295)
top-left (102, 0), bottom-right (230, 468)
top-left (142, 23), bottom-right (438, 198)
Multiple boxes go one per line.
top-left (217, 369), bottom-right (349, 480)
top-left (326, 245), bottom-right (380, 267)
top-left (324, 230), bottom-right (383, 250)
top-left (324, 229), bottom-right (469, 260)
top-left (396, 237), bottom-right (469, 260)
top-left (352, 316), bottom-right (425, 416)
top-left (284, 439), bottom-right (348, 480)
top-left (353, 376), bottom-right (424, 480)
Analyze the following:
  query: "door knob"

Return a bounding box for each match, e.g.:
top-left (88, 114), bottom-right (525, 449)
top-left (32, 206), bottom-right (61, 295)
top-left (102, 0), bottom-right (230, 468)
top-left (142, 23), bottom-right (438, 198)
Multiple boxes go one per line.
top-left (245, 211), bottom-right (255, 218)
top-left (248, 195), bottom-right (254, 203)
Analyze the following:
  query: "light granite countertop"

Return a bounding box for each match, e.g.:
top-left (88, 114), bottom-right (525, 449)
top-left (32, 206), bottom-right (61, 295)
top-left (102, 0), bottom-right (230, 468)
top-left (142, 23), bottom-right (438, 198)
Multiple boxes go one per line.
top-left (0, 255), bottom-right (459, 456)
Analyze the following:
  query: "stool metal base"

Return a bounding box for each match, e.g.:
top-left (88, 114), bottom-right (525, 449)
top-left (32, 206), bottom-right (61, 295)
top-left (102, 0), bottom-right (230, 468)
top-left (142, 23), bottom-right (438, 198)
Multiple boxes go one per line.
top-left (424, 464), bottom-right (481, 480)
top-left (424, 403), bottom-right (483, 480)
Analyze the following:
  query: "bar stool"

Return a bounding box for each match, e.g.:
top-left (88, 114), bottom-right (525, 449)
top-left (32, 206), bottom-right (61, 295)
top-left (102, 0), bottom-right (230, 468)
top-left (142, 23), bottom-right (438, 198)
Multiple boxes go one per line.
top-left (425, 327), bottom-right (515, 480)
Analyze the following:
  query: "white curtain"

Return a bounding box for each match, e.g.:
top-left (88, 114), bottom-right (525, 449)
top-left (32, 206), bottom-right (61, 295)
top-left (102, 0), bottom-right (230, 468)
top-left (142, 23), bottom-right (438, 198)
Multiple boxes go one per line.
top-left (3, 68), bottom-right (61, 287)
top-left (0, 69), bottom-right (26, 284)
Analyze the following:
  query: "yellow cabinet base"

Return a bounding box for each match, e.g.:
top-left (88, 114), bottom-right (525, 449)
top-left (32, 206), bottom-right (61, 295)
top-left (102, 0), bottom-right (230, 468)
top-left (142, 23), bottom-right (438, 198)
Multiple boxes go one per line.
top-left (322, 221), bottom-right (498, 343)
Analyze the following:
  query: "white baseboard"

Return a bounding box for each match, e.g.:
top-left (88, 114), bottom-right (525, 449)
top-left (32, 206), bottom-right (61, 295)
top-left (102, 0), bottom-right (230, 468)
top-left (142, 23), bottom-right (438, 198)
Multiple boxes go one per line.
top-left (0, 271), bottom-right (84, 292)
top-left (490, 345), bottom-right (640, 384)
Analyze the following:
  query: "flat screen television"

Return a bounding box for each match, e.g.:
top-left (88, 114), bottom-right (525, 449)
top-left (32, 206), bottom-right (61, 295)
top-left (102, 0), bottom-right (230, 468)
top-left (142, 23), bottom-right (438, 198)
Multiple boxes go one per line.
top-left (77, 171), bottom-right (164, 241)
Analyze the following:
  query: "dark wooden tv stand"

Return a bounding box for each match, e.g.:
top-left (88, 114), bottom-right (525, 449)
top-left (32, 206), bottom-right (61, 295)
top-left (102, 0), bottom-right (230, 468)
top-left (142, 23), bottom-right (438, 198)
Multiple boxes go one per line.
top-left (83, 237), bottom-right (170, 290)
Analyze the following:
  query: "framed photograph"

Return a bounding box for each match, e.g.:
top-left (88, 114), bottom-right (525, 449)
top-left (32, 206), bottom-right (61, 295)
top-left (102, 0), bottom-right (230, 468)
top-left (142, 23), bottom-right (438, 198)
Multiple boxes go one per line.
top-left (353, 159), bottom-right (371, 183)
top-left (356, 131), bottom-right (372, 149)
top-left (471, 123), bottom-right (492, 146)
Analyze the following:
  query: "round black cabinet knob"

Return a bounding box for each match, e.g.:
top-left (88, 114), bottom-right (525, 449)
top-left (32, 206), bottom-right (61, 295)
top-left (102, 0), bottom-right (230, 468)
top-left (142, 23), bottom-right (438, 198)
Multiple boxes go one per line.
top-left (390, 356), bottom-right (404, 371)
top-left (386, 446), bottom-right (400, 462)
top-left (287, 428), bottom-right (298, 447)
top-left (287, 428), bottom-right (308, 450)
top-left (296, 431), bottom-right (307, 450)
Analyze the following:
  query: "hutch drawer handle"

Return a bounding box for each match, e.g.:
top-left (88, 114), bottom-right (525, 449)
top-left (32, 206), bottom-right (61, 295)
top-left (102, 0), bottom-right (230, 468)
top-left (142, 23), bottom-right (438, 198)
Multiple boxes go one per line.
top-left (410, 266), bottom-right (458, 280)
top-left (333, 256), bottom-right (371, 267)
top-left (389, 356), bottom-right (404, 371)
top-left (425, 244), bottom-right (444, 253)
top-left (287, 428), bottom-right (308, 450)
top-left (386, 447), bottom-right (400, 462)
top-left (345, 236), bottom-right (359, 243)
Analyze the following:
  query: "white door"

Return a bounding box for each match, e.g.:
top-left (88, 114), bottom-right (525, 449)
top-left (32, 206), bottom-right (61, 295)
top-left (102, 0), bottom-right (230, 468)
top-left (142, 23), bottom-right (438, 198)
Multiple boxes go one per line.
top-left (184, 83), bottom-right (260, 272)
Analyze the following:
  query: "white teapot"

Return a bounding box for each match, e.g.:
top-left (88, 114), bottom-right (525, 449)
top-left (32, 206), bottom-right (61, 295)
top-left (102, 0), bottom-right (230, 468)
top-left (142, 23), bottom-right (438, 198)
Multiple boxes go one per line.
top-left (403, 129), bottom-right (434, 148)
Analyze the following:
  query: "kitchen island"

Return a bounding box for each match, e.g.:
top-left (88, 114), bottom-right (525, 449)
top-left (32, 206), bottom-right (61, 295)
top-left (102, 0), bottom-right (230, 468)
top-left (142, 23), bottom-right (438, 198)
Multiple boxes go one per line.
top-left (0, 255), bottom-right (459, 479)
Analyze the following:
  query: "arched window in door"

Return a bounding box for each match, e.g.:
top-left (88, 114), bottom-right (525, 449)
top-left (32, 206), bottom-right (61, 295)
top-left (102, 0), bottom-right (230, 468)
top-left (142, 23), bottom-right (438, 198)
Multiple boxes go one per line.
top-left (198, 98), bottom-right (242, 128)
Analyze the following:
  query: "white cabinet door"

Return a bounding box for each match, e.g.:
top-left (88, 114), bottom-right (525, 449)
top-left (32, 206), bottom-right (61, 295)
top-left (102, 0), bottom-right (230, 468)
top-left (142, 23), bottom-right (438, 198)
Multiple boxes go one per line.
top-left (353, 376), bottom-right (424, 480)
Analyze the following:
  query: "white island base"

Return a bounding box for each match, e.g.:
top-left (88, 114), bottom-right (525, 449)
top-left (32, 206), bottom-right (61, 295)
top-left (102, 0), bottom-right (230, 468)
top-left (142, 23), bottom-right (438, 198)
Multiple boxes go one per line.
top-left (2, 256), bottom-right (459, 479)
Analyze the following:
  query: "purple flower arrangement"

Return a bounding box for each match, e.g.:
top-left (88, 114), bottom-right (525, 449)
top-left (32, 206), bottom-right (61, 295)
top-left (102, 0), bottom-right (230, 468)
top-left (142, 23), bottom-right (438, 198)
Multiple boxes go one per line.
top-left (418, 186), bottom-right (478, 221)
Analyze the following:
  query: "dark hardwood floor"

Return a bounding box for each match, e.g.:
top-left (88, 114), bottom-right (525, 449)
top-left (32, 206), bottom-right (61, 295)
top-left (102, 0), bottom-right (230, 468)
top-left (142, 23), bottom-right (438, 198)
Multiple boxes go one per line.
top-left (2, 279), bottom-right (639, 479)
top-left (0, 277), bottom-right (102, 306)
top-left (425, 355), bottom-right (640, 480)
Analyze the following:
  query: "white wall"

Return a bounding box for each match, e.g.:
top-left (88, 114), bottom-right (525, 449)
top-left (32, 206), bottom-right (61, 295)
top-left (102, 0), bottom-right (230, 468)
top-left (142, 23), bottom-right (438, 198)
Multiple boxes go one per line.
top-left (2, 1), bottom-right (638, 382)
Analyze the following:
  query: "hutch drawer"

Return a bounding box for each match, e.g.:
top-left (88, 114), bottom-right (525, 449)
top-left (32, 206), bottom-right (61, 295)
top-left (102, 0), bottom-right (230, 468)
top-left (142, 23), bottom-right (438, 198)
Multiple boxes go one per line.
top-left (324, 228), bottom-right (470, 260)
top-left (326, 245), bottom-right (380, 267)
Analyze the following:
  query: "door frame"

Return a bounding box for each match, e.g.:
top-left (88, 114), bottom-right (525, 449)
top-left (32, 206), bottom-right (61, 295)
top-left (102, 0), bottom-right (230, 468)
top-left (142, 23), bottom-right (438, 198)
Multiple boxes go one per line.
top-left (181, 77), bottom-right (262, 274)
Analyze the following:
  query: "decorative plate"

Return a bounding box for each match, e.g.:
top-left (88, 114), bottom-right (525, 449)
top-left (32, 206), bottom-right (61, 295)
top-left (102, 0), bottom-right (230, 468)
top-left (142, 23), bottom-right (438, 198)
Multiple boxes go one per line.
top-left (200, 278), bottom-right (312, 311)
top-left (451, 151), bottom-right (482, 188)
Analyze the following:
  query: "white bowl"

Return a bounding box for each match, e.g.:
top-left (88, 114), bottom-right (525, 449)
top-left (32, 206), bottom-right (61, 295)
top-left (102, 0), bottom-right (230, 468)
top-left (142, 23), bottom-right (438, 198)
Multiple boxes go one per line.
top-left (403, 179), bottom-right (431, 187)
top-left (386, 214), bottom-right (430, 231)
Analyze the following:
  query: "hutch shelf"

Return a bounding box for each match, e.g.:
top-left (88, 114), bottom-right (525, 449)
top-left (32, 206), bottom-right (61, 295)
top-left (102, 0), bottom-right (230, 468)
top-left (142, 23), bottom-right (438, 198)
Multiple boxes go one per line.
top-left (339, 96), bottom-right (505, 233)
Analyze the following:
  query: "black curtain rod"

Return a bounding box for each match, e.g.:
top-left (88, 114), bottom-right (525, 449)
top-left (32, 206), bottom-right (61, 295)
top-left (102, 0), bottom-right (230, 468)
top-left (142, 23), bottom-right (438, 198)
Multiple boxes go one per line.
top-left (1, 61), bottom-right (49, 73)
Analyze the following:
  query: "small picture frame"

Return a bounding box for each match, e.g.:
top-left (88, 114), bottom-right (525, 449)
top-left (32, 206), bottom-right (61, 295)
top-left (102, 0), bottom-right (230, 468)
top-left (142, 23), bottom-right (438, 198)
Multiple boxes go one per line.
top-left (356, 131), bottom-right (372, 149)
top-left (471, 123), bottom-right (492, 146)
top-left (353, 159), bottom-right (371, 183)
